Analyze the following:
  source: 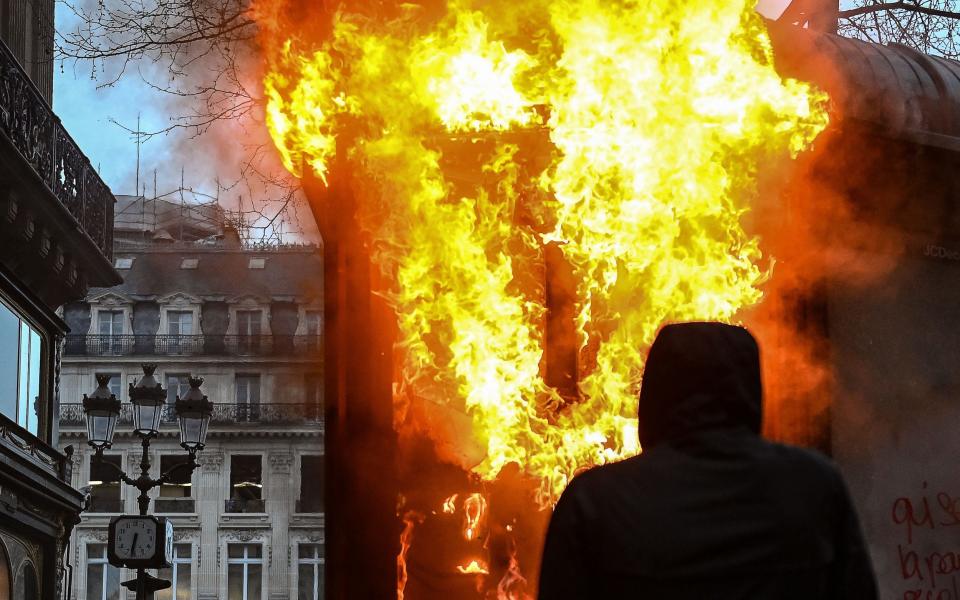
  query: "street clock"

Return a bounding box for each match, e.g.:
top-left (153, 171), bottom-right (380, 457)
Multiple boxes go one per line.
top-left (107, 515), bottom-right (174, 569)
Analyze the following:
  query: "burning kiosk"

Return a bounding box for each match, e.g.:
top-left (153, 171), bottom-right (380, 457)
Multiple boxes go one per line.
top-left (264, 2), bottom-right (960, 598)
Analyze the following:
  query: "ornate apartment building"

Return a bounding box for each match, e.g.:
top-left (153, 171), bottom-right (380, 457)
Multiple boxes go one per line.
top-left (0, 0), bottom-right (122, 595)
top-left (56, 227), bottom-right (324, 600)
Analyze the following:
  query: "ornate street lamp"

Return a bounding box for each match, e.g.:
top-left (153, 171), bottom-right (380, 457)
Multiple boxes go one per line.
top-left (82, 373), bottom-right (121, 450)
top-left (129, 364), bottom-right (165, 437)
top-left (81, 364), bottom-right (210, 600)
top-left (174, 376), bottom-right (212, 452)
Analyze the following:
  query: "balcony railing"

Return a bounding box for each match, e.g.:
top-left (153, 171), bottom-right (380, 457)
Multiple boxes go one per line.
top-left (225, 498), bottom-right (265, 513)
top-left (64, 334), bottom-right (322, 357)
top-left (59, 403), bottom-right (323, 428)
top-left (87, 496), bottom-right (124, 514)
top-left (0, 39), bottom-right (113, 259)
top-left (155, 497), bottom-right (195, 513)
top-left (296, 498), bottom-right (324, 513)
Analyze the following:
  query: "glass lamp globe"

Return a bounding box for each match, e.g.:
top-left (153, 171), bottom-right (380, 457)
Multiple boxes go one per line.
top-left (128, 364), bottom-right (166, 436)
top-left (174, 376), bottom-right (212, 451)
top-left (82, 374), bottom-right (121, 449)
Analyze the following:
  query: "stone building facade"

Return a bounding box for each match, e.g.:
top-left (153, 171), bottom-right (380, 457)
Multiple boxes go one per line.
top-left (56, 233), bottom-right (324, 600)
top-left (0, 0), bottom-right (121, 595)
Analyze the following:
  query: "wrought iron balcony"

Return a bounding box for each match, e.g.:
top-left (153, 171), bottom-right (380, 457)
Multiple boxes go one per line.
top-left (59, 402), bottom-right (323, 428)
top-left (0, 39), bottom-right (114, 260)
top-left (225, 498), bottom-right (265, 513)
top-left (86, 495), bottom-right (124, 514)
top-left (296, 498), bottom-right (324, 513)
top-left (63, 334), bottom-right (322, 357)
top-left (155, 497), bottom-right (195, 513)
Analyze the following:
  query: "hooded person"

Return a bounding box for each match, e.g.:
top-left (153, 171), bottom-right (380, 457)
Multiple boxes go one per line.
top-left (537, 322), bottom-right (877, 599)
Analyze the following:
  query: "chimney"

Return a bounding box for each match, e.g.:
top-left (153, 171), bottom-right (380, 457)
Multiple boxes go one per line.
top-left (221, 224), bottom-right (242, 248)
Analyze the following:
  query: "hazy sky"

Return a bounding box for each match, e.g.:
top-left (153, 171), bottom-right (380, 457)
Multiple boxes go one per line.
top-left (53, 0), bottom-right (795, 198)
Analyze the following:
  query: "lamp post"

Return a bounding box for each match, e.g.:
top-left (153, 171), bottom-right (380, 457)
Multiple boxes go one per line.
top-left (82, 364), bottom-right (213, 600)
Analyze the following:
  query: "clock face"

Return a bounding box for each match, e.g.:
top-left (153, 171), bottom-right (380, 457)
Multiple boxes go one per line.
top-left (113, 517), bottom-right (158, 560)
top-left (164, 519), bottom-right (174, 563)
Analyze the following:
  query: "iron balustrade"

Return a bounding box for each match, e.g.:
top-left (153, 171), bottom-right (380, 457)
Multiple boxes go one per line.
top-left (224, 498), bottom-right (266, 513)
top-left (64, 334), bottom-right (322, 357)
top-left (59, 403), bottom-right (323, 427)
top-left (154, 497), bottom-right (196, 513)
top-left (0, 39), bottom-right (114, 259)
top-left (86, 496), bottom-right (124, 514)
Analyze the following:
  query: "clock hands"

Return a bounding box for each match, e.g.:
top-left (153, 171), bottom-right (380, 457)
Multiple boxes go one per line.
top-left (132, 533), bottom-right (138, 557)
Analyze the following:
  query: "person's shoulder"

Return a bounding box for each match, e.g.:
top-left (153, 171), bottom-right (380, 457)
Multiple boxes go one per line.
top-left (562, 454), bottom-right (647, 496)
top-left (761, 440), bottom-right (845, 484)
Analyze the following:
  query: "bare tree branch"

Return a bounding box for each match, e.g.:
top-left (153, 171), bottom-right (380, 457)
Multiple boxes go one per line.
top-left (839, 1), bottom-right (960, 20)
top-left (839, 1), bottom-right (960, 60)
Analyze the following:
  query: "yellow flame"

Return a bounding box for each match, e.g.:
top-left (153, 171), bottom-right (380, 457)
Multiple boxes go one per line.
top-left (260, 0), bottom-right (828, 503)
top-left (457, 559), bottom-right (490, 575)
top-left (463, 492), bottom-right (487, 541)
top-left (442, 493), bottom-right (459, 514)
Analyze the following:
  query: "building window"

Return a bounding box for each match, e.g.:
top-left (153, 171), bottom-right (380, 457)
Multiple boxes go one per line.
top-left (97, 310), bottom-right (124, 336)
top-left (0, 299), bottom-right (42, 434)
top-left (96, 372), bottom-right (122, 400)
top-left (297, 544), bottom-right (324, 600)
top-left (164, 310), bottom-right (195, 355)
top-left (235, 374), bottom-right (260, 421)
top-left (228, 455), bottom-right (263, 513)
top-left (95, 309), bottom-right (126, 355)
top-left (248, 258), bottom-right (266, 269)
top-left (86, 543), bottom-right (120, 600)
top-left (159, 455), bottom-right (192, 498)
top-left (156, 543), bottom-right (192, 600)
top-left (167, 311), bottom-right (194, 336)
top-left (227, 544), bottom-right (262, 600)
top-left (298, 455), bottom-right (324, 513)
top-left (235, 310), bottom-right (262, 354)
top-left (88, 455), bottom-right (122, 513)
top-left (157, 455), bottom-right (194, 513)
top-left (114, 258), bottom-right (134, 269)
top-left (165, 374), bottom-right (191, 404)
top-left (236, 311), bottom-right (262, 336)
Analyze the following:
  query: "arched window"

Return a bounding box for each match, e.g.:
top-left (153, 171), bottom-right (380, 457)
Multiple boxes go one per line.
top-left (14, 562), bottom-right (38, 600)
top-left (0, 539), bottom-right (11, 600)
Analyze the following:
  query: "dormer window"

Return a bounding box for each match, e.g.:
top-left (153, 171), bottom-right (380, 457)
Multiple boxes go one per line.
top-left (248, 258), bottom-right (266, 269)
top-left (180, 258), bottom-right (198, 269)
top-left (167, 311), bottom-right (194, 335)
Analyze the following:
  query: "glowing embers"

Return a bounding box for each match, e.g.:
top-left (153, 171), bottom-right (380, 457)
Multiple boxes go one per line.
top-left (457, 560), bottom-right (490, 575)
top-left (397, 466), bottom-right (544, 600)
top-left (463, 493), bottom-right (487, 541)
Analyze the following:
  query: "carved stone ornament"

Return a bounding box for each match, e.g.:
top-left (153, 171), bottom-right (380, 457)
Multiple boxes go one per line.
top-left (269, 453), bottom-right (294, 473)
top-left (226, 529), bottom-right (261, 543)
top-left (199, 452), bottom-right (224, 472)
top-left (85, 530), bottom-right (109, 543)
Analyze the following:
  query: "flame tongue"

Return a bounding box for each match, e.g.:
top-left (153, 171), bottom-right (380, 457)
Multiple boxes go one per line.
top-left (260, 0), bottom-right (828, 502)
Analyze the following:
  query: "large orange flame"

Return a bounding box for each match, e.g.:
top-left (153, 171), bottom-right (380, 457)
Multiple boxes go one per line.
top-left (257, 0), bottom-right (828, 504)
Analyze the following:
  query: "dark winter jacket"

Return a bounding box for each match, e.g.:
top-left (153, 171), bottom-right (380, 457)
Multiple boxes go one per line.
top-left (538, 322), bottom-right (877, 599)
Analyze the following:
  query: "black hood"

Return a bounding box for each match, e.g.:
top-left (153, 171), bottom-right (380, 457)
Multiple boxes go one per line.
top-left (637, 322), bottom-right (762, 448)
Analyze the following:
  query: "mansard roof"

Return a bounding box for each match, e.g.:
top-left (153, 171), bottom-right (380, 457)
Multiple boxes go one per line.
top-left (90, 245), bottom-right (323, 302)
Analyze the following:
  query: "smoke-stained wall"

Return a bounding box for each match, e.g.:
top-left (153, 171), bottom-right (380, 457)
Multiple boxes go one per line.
top-left (270, 302), bottom-right (298, 335)
top-left (201, 301), bottom-right (228, 335)
top-left (132, 301), bottom-right (159, 335)
top-left (62, 303), bottom-right (90, 335)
